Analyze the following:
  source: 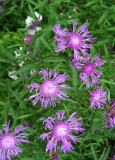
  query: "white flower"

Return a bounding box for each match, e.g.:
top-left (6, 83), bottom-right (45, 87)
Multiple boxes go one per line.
top-left (28, 29), bottom-right (36, 35)
top-left (14, 47), bottom-right (22, 57)
top-left (8, 71), bottom-right (18, 80)
top-left (34, 12), bottom-right (42, 21)
top-left (30, 69), bottom-right (36, 75)
top-left (26, 16), bottom-right (34, 27)
top-left (14, 51), bottom-right (20, 57)
top-left (18, 60), bottom-right (25, 68)
top-left (35, 27), bottom-right (41, 32)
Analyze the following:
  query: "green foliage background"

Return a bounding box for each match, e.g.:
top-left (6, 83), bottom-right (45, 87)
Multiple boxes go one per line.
top-left (0, 0), bottom-right (115, 160)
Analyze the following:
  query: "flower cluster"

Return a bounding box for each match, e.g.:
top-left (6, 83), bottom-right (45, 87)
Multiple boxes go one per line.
top-left (0, 121), bottom-right (29, 160)
top-left (29, 68), bottom-right (70, 108)
top-left (26, 12), bottom-right (42, 35)
top-left (53, 21), bottom-right (107, 110)
top-left (6, 16), bottom-right (112, 160)
top-left (40, 111), bottom-right (84, 153)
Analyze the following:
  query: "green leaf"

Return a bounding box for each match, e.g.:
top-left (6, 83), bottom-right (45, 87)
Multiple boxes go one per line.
top-left (42, 57), bottom-right (66, 62)
top-left (105, 87), bottom-right (110, 101)
top-left (10, 89), bottom-right (26, 109)
top-left (28, 3), bottom-right (36, 18)
top-left (40, 37), bottom-right (53, 53)
top-left (100, 79), bottom-right (115, 85)
top-left (103, 147), bottom-right (110, 160)
top-left (84, 0), bottom-right (99, 7)
top-left (99, 148), bottom-right (106, 160)
top-left (104, 44), bottom-right (110, 59)
top-left (70, 65), bottom-right (78, 89)
top-left (0, 58), bottom-right (11, 63)
top-left (17, 114), bottom-right (33, 119)
top-left (98, 10), bottom-right (108, 25)
top-left (91, 145), bottom-right (98, 160)
top-left (107, 27), bottom-right (115, 31)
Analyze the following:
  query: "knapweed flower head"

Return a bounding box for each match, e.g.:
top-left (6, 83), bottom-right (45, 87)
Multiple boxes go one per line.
top-left (0, 121), bottom-right (29, 160)
top-left (72, 53), bottom-right (106, 87)
top-left (26, 12), bottom-right (42, 35)
top-left (28, 68), bottom-right (70, 108)
top-left (104, 100), bottom-right (115, 128)
top-left (40, 111), bottom-right (84, 153)
top-left (89, 87), bottom-right (107, 109)
top-left (53, 21), bottom-right (96, 59)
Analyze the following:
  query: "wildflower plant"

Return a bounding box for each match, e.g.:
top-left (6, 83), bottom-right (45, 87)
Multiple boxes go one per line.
top-left (0, 0), bottom-right (115, 160)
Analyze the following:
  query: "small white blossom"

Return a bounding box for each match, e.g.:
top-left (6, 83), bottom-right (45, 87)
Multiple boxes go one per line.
top-left (18, 61), bottom-right (25, 68)
top-left (26, 16), bottom-right (34, 27)
top-left (28, 29), bottom-right (36, 35)
top-left (30, 69), bottom-right (36, 75)
top-left (14, 47), bottom-right (22, 57)
top-left (35, 27), bottom-right (41, 32)
top-left (8, 71), bottom-right (18, 80)
top-left (34, 12), bottom-right (42, 21)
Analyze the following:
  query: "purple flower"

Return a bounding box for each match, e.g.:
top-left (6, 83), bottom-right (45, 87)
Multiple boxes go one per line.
top-left (50, 153), bottom-right (59, 160)
top-left (52, 23), bottom-right (68, 40)
top-left (28, 69), bottom-right (70, 108)
top-left (0, 121), bottom-right (29, 160)
top-left (52, 154), bottom-right (59, 160)
top-left (113, 155), bottom-right (115, 160)
top-left (40, 111), bottom-right (84, 153)
top-left (30, 19), bottom-right (40, 29)
top-left (72, 53), bottom-right (106, 87)
top-left (104, 100), bottom-right (115, 128)
top-left (89, 87), bottom-right (107, 109)
top-left (23, 34), bottom-right (34, 45)
top-left (53, 21), bottom-right (96, 59)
